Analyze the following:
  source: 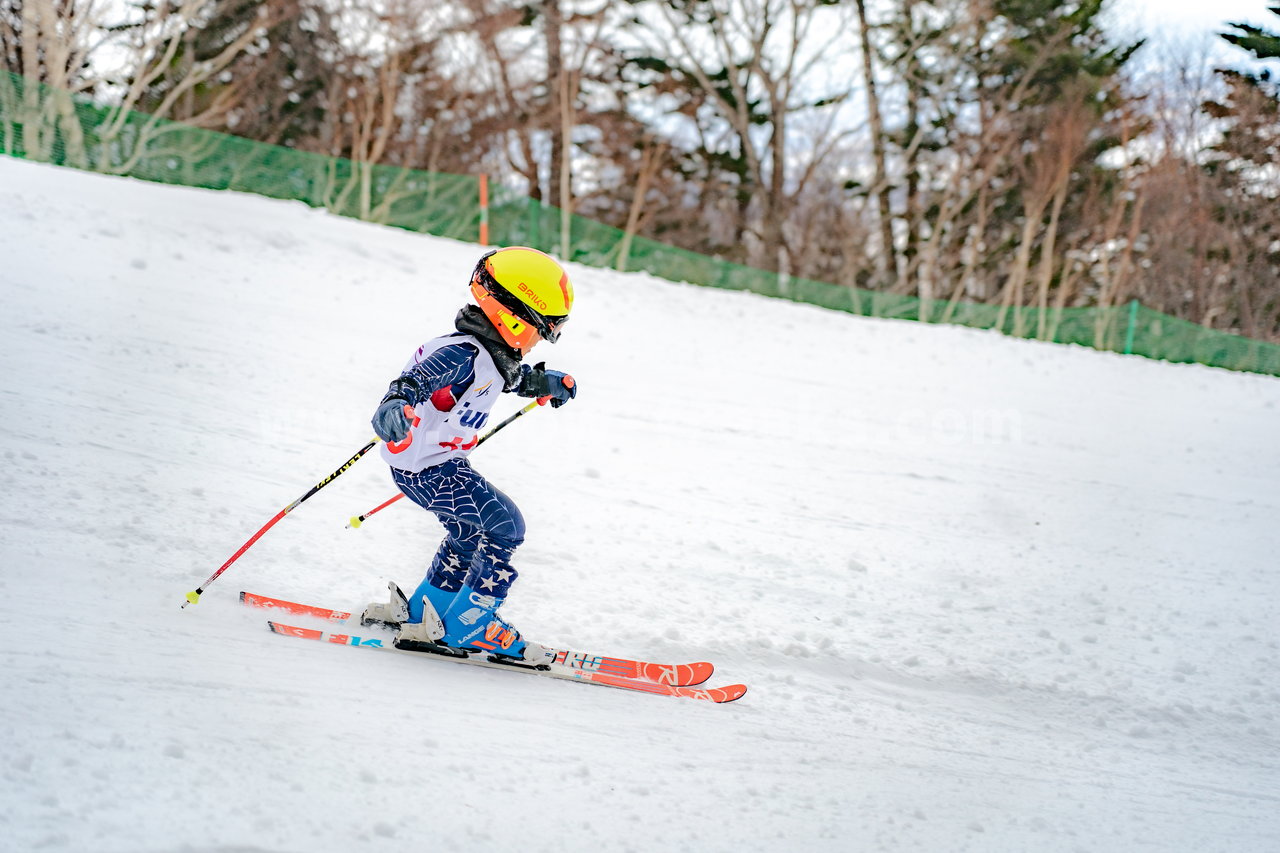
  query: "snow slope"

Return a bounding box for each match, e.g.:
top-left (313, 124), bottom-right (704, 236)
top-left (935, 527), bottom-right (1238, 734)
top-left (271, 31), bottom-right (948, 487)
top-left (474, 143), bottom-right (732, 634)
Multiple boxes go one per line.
top-left (1, 156), bottom-right (1278, 852)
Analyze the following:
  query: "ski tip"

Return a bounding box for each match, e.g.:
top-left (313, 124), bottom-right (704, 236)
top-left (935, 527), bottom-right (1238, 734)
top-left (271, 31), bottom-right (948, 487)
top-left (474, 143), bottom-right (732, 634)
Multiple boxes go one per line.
top-left (713, 684), bottom-right (749, 703)
top-left (687, 662), bottom-right (716, 687)
top-left (678, 683), bottom-right (748, 703)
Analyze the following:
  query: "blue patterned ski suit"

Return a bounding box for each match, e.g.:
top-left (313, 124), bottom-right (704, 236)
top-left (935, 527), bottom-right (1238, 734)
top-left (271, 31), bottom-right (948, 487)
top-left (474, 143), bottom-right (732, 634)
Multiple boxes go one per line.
top-left (377, 332), bottom-right (527, 623)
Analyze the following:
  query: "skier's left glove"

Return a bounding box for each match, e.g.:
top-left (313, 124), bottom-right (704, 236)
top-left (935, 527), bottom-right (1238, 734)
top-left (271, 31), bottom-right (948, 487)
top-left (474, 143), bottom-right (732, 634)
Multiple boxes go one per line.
top-left (518, 362), bottom-right (577, 408)
top-left (372, 398), bottom-right (412, 442)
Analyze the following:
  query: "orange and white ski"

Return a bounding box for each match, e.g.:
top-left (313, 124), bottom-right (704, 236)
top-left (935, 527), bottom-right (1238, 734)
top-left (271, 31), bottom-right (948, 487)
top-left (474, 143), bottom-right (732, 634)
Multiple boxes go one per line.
top-left (265, 619), bottom-right (748, 704)
top-left (240, 591), bottom-right (722, 690)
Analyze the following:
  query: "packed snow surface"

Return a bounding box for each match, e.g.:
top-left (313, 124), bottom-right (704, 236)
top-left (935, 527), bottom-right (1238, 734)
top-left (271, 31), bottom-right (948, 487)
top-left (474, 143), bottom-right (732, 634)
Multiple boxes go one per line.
top-left (2, 156), bottom-right (1278, 852)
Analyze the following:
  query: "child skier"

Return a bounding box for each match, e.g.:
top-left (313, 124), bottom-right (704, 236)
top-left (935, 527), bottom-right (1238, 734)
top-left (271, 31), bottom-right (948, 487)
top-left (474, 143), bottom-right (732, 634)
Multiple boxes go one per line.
top-left (360, 247), bottom-right (576, 667)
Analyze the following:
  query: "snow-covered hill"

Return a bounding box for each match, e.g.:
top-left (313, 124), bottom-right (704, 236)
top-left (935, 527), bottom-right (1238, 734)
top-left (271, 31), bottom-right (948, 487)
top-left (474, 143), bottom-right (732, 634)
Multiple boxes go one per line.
top-left (1, 156), bottom-right (1277, 852)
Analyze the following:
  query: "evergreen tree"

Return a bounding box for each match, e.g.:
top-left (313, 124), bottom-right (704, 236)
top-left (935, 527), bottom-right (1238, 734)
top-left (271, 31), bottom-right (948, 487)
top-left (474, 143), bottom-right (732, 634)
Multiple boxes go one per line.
top-left (869, 0), bottom-right (1140, 311)
top-left (1196, 6), bottom-right (1280, 338)
top-left (1220, 6), bottom-right (1280, 63)
top-left (1206, 5), bottom-right (1280, 177)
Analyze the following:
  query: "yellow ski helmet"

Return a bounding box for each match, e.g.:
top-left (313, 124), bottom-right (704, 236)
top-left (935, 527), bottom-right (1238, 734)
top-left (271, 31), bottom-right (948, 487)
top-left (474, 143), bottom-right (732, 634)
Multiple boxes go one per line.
top-left (470, 247), bottom-right (573, 354)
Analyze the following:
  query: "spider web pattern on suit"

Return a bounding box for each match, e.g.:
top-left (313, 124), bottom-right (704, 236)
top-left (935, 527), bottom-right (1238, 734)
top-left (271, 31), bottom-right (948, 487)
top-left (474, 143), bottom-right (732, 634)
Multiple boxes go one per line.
top-left (392, 459), bottom-right (525, 598)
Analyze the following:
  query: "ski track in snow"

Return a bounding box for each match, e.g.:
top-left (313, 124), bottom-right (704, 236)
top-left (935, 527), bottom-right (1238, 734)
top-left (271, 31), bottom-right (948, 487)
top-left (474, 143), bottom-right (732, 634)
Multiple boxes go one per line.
top-left (1, 157), bottom-right (1278, 852)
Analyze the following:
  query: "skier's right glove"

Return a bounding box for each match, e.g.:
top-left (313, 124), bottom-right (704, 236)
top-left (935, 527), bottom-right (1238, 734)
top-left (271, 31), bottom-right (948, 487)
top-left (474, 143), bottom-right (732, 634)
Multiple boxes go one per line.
top-left (518, 363), bottom-right (577, 408)
top-left (372, 398), bottom-right (412, 442)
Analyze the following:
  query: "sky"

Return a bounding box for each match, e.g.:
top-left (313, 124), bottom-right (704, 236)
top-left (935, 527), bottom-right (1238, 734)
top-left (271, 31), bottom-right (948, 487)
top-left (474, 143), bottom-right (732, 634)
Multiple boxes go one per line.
top-left (1108, 0), bottom-right (1275, 67)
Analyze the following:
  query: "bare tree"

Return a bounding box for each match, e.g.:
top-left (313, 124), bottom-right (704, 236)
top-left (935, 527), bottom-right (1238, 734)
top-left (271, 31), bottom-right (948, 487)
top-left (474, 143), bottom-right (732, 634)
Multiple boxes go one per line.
top-left (627, 0), bottom-right (856, 272)
top-left (1, 0), bottom-right (106, 164)
top-left (90, 0), bottom-right (292, 174)
top-left (854, 0), bottom-right (896, 288)
top-left (996, 90), bottom-right (1092, 337)
top-left (612, 134), bottom-right (670, 271)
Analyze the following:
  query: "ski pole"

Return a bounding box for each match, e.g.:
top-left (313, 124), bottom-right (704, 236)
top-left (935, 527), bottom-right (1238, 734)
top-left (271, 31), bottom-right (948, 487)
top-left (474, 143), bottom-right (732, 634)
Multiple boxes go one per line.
top-left (347, 397), bottom-right (549, 529)
top-left (478, 396), bottom-right (549, 446)
top-left (183, 438), bottom-right (380, 608)
top-left (346, 492), bottom-right (402, 529)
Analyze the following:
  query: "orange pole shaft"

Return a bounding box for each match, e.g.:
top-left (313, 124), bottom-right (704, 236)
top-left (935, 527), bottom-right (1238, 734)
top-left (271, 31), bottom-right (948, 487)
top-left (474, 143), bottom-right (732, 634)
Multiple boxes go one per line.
top-left (360, 493), bottom-right (404, 522)
top-left (185, 439), bottom-right (379, 605)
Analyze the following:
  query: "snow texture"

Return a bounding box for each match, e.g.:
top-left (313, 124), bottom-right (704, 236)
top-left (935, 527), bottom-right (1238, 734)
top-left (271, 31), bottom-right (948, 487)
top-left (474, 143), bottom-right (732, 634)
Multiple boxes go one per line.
top-left (1, 156), bottom-right (1278, 852)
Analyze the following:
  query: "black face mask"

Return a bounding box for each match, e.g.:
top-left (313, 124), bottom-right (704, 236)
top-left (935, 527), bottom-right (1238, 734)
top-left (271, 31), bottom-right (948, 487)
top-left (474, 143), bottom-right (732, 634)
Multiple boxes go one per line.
top-left (454, 305), bottom-right (524, 390)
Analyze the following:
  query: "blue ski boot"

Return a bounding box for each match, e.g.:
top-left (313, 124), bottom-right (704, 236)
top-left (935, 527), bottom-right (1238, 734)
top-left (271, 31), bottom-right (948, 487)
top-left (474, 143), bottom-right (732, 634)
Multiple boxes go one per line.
top-left (440, 584), bottom-right (554, 666)
top-left (409, 578), bottom-right (460, 627)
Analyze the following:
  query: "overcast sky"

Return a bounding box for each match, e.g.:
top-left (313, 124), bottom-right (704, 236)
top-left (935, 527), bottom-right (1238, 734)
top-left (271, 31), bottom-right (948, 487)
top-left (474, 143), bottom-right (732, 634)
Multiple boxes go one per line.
top-left (1108, 0), bottom-right (1275, 67)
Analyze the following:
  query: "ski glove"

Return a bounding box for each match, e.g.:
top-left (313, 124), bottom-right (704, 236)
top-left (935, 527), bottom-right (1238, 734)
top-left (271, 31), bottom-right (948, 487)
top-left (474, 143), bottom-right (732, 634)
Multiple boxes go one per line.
top-left (372, 398), bottom-right (412, 442)
top-left (518, 362), bottom-right (577, 408)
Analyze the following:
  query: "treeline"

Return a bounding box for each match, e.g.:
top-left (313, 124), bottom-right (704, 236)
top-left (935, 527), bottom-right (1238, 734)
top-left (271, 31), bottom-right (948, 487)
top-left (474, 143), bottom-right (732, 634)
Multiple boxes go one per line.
top-left (5, 1), bottom-right (1278, 341)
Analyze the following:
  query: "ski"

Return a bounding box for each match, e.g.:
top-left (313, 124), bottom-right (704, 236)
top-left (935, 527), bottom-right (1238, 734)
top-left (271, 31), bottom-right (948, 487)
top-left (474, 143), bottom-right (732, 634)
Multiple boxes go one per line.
top-left (240, 591), bottom-right (717, 687)
top-left (240, 591), bottom-right (351, 622)
top-left (240, 591), bottom-right (348, 617)
top-left (265, 620), bottom-right (747, 703)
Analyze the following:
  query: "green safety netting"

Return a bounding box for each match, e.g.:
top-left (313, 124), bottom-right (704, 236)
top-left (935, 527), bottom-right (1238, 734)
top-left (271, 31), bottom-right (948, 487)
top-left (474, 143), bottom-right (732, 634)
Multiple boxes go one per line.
top-left (4, 71), bottom-right (1278, 377)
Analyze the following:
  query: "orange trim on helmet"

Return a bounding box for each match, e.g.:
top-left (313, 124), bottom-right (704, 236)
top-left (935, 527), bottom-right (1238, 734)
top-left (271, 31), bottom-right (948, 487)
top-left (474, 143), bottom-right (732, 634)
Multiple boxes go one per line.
top-left (557, 270), bottom-right (572, 308)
